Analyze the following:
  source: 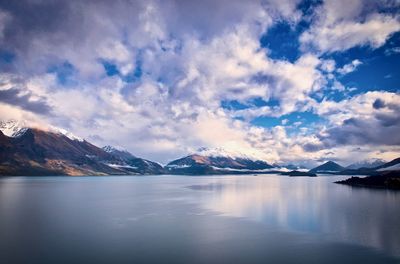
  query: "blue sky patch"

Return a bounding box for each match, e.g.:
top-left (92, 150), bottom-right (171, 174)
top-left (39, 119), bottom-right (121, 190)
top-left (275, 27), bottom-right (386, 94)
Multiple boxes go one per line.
top-left (251, 110), bottom-right (323, 129)
top-left (0, 50), bottom-right (15, 64)
top-left (251, 116), bottom-right (281, 128)
top-left (102, 60), bottom-right (120, 77)
top-left (323, 32), bottom-right (400, 94)
top-left (260, 21), bottom-right (302, 62)
top-left (47, 61), bottom-right (77, 86)
top-left (221, 97), bottom-right (280, 112)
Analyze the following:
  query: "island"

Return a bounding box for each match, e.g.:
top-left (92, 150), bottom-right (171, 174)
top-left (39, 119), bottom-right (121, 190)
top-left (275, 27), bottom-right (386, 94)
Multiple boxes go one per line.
top-left (281, 170), bottom-right (317, 177)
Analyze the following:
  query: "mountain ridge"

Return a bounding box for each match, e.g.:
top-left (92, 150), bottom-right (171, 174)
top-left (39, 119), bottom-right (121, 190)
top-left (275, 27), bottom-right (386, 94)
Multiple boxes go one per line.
top-left (0, 127), bottom-right (163, 176)
top-left (345, 159), bottom-right (386, 170)
top-left (165, 152), bottom-right (275, 175)
top-left (1, 122), bottom-right (399, 176)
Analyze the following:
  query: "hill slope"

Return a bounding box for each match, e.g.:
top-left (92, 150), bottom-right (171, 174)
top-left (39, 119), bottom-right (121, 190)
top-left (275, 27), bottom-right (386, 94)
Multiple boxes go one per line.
top-left (102, 145), bottom-right (164, 174)
top-left (0, 128), bottom-right (163, 176)
top-left (309, 161), bottom-right (344, 174)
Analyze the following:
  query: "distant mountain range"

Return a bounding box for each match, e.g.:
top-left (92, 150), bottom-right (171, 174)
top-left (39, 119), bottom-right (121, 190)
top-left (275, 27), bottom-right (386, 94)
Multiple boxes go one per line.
top-left (164, 147), bottom-right (314, 175)
top-left (345, 159), bottom-right (386, 170)
top-left (308, 159), bottom-right (400, 176)
top-left (0, 121), bottom-right (399, 176)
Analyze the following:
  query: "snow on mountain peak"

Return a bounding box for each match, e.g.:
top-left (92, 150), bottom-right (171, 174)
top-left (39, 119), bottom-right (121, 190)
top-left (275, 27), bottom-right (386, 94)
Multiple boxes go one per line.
top-left (49, 126), bottom-right (84, 142)
top-left (102, 145), bottom-right (130, 154)
top-left (0, 119), bottom-right (85, 142)
top-left (193, 147), bottom-right (263, 161)
top-left (0, 119), bottom-right (28, 137)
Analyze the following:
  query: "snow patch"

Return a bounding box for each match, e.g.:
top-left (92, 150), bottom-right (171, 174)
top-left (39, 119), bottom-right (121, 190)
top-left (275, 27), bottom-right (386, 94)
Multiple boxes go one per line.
top-left (166, 164), bottom-right (191, 169)
top-left (106, 163), bottom-right (138, 169)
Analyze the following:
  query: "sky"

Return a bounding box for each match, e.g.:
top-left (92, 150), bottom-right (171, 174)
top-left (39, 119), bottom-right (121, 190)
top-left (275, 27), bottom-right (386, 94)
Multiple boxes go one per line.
top-left (0, 0), bottom-right (399, 166)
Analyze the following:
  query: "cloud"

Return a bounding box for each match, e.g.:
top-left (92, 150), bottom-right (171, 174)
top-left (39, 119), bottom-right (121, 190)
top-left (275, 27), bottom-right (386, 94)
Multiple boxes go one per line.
top-left (0, 0), bottom-right (399, 165)
top-left (385, 46), bottom-right (400, 55)
top-left (315, 91), bottom-right (400, 146)
top-left (320, 59), bottom-right (336, 73)
top-left (0, 74), bottom-right (51, 114)
top-left (229, 53), bottom-right (324, 119)
top-left (0, 8), bottom-right (11, 40)
top-left (300, 0), bottom-right (400, 52)
top-left (337, 59), bottom-right (362, 75)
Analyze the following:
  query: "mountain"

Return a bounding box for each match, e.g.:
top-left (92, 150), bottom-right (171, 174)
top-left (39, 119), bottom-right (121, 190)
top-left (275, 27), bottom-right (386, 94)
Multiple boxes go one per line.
top-left (346, 159), bottom-right (386, 170)
top-left (335, 157), bottom-right (400, 190)
top-left (165, 147), bottom-right (274, 175)
top-left (0, 128), bottom-right (118, 175)
top-left (0, 125), bottom-right (163, 176)
top-left (309, 161), bottom-right (345, 174)
top-left (103, 145), bottom-right (132, 159)
top-left (375, 157), bottom-right (400, 172)
top-left (334, 158), bottom-right (400, 176)
top-left (102, 145), bottom-right (164, 174)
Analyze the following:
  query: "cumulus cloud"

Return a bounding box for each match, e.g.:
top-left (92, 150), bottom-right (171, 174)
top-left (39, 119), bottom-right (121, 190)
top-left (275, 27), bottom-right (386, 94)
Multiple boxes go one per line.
top-left (314, 91), bottom-right (400, 146)
top-left (0, 74), bottom-right (51, 114)
top-left (229, 53), bottom-right (324, 119)
top-left (337, 59), bottom-right (362, 75)
top-left (0, 0), bottom-right (398, 165)
top-left (300, 0), bottom-right (400, 52)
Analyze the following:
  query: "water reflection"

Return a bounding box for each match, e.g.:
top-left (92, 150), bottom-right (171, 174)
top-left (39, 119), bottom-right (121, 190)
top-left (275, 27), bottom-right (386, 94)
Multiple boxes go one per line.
top-left (192, 175), bottom-right (400, 256)
top-left (0, 175), bottom-right (399, 263)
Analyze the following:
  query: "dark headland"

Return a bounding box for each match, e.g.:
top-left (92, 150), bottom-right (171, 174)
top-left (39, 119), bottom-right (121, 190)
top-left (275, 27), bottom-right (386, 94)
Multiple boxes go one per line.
top-left (335, 171), bottom-right (400, 190)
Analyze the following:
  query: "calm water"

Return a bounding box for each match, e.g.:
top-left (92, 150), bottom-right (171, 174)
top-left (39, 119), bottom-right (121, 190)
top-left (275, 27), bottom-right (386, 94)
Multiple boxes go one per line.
top-left (0, 175), bottom-right (399, 264)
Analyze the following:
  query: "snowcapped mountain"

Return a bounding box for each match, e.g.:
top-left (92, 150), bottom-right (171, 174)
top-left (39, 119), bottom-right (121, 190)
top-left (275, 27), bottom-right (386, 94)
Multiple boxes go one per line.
top-left (0, 122), bottom-right (163, 175)
top-left (346, 159), bottom-right (386, 170)
top-left (0, 120), bottom-right (28, 137)
top-left (0, 127), bottom-right (120, 176)
top-left (0, 119), bottom-right (85, 142)
top-left (322, 157), bottom-right (400, 175)
top-left (165, 147), bottom-right (275, 175)
top-left (2, 121), bottom-right (396, 176)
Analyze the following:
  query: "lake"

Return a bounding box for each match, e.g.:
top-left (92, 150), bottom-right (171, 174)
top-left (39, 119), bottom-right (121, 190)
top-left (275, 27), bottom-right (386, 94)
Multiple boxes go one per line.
top-left (0, 175), bottom-right (399, 264)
